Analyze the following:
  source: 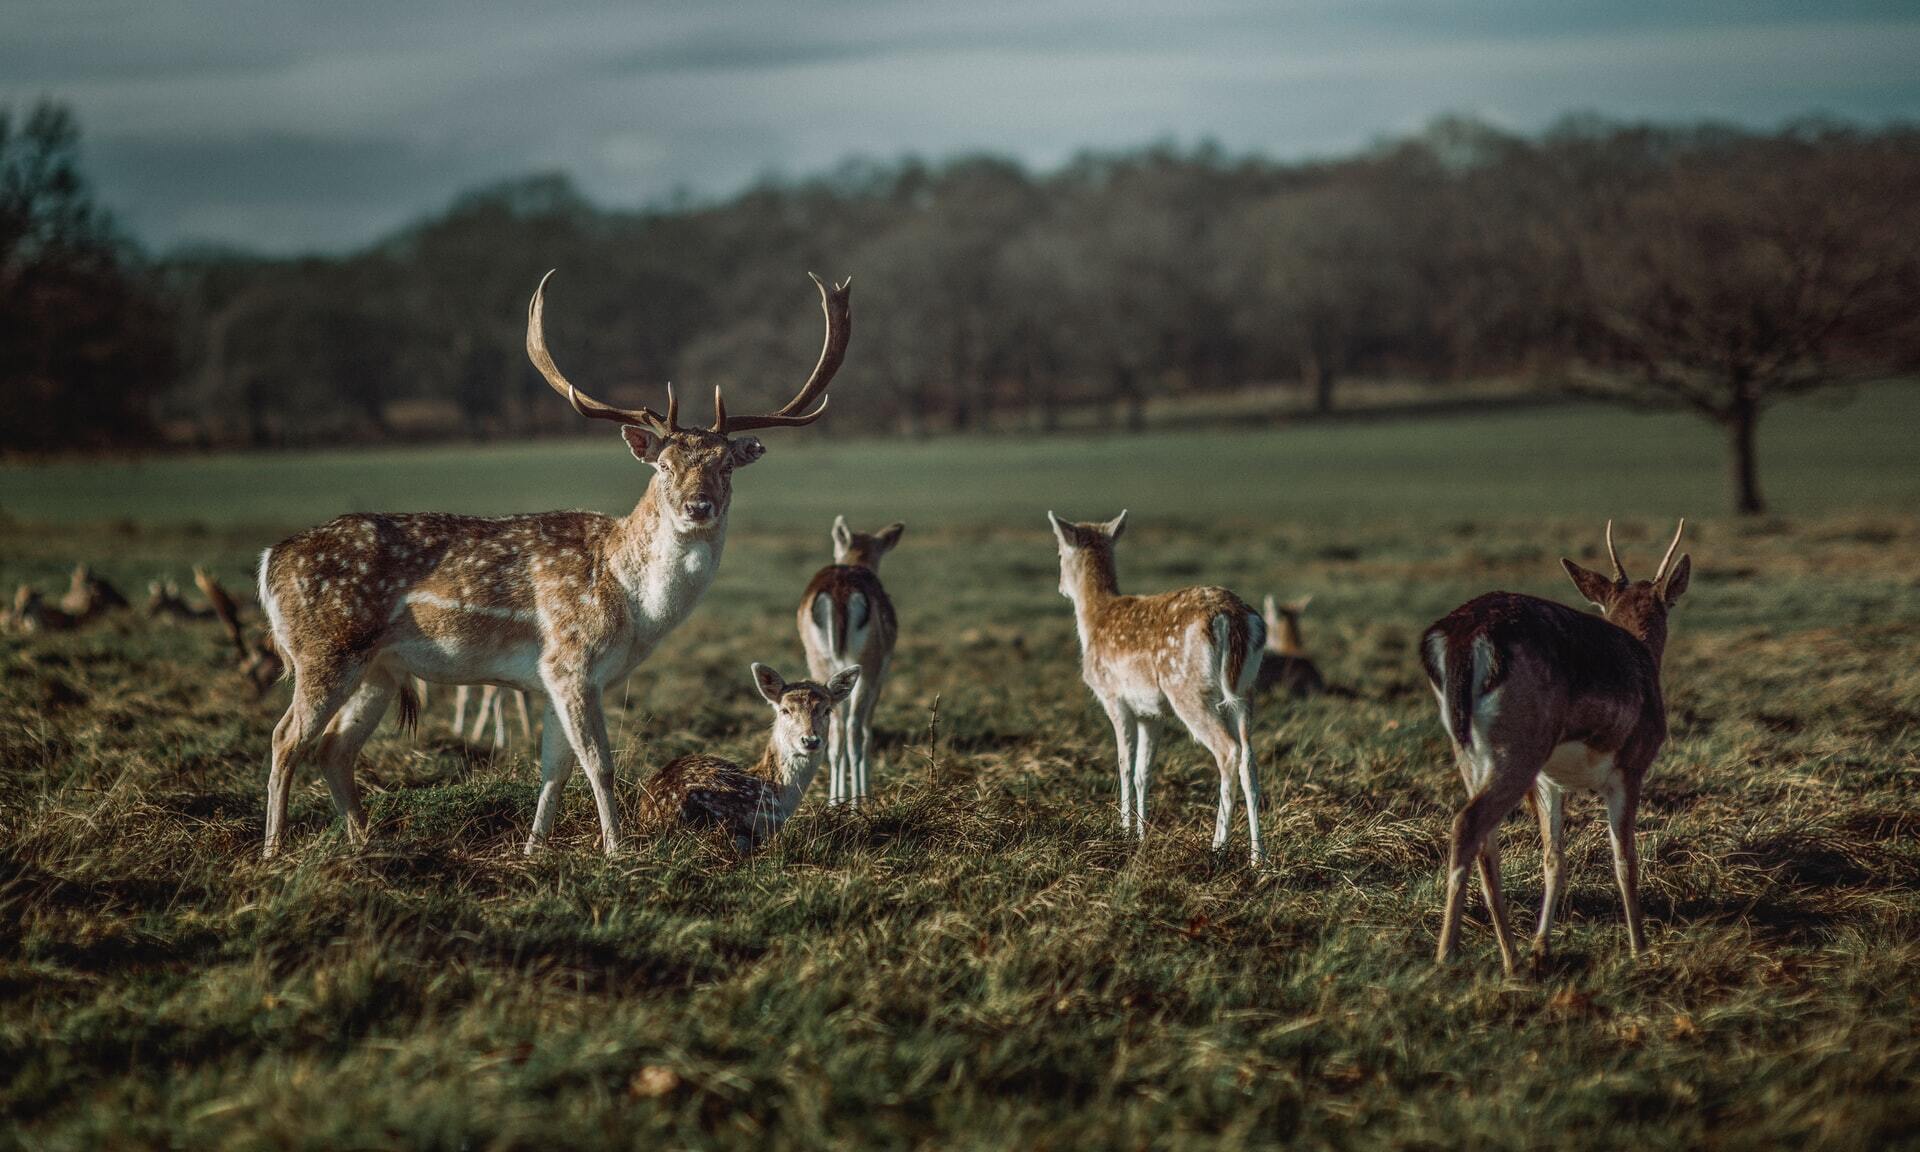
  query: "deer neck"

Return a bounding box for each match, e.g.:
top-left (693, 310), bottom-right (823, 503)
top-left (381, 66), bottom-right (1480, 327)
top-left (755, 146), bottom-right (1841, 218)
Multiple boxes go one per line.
top-left (752, 739), bottom-right (822, 819)
top-left (609, 485), bottom-right (728, 627)
top-left (1064, 556), bottom-right (1120, 650)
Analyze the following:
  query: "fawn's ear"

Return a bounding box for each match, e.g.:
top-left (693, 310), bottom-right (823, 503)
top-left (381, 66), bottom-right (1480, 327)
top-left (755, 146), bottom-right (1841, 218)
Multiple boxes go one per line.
top-left (1047, 511), bottom-right (1079, 549)
top-left (751, 662), bottom-right (786, 705)
top-left (1262, 594), bottom-right (1279, 621)
top-left (1104, 509), bottom-right (1128, 539)
top-left (1286, 595), bottom-right (1313, 614)
top-left (832, 515), bottom-right (853, 554)
top-left (875, 522), bottom-right (905, 552)
top-left (1561, 558), bottom-right (1617, 612)
top-left (621, 424), bottom-right (666, 463)
top-left (826, 666), bottom-right (861, 702)
top-left (1659, 554), bottom-right (1692, 606)
top-left (728, 436), bottom-right (766, 468)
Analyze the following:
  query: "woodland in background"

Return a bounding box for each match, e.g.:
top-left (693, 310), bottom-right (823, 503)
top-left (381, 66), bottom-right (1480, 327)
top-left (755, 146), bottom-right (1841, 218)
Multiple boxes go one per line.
top-left (5, 102), bottom-right (1919, 511)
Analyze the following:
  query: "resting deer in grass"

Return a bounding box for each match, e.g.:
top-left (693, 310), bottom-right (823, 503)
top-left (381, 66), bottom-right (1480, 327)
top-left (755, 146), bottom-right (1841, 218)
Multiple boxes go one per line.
top-left (1257, 594), bottom-right (1325, 699)
top-left (637, 664), bottom-right (858, 853)
top-left (798, 516), bottom-right (903, 805)
top-left (256, 270), bottom-right (851, 859)
top-left (60, 564), bottom-right (128, 617)
top-left (1048, 511), bottom-right (1268, 863)
top-left (197, 566), bottom-right (284, 696)
top-left (6, 585), bottom-right (80, 634)
top-left (1422, 520), bottom-right (1691, 974)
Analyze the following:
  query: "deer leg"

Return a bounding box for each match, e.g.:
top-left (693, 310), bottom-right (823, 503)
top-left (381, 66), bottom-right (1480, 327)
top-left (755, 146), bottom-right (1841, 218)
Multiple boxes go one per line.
top-left (1477, 830), bottom-right (1520, 976)
top-left (1437, 758), bottom-right (1532, 967)
top-left (264, 662), bottom-right (364, 859)
top-left (313, 673), bottom-right (398, 846)
top-left (826, 701), bottom-right (848, 806)
top-left (513, 690), bottom-right (534, 744)
top-left (468, 685), bottom-right (495, 744)
top-left (1103, 701), bottom-right (1136, 834)
top-left (1232, 701), bottom-right (1264, 866)
top-left (525, 710), bottom-right (577, 854)
top-left (1531, 780), bottom-right (1567, 966)
top-left (489, 687), bottom-right (507, 749)
top-left (452, 685), bottom-right (470, 737)
top-left (1131, 719), bottom-right (1156, 840)
top-left (1602, 773), bottom-right (1647, 958)
top-left (542, 675), bottom-right (620, 856)
top-left (1170, 694), bottom-right (1246, 857)
top-left (849, 676), bottom-right (877, 804)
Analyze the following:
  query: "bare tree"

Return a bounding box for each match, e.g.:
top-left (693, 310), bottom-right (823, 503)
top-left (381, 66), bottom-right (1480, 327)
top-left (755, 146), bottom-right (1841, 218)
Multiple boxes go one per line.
top-left (1553, 129), bottom-right (1919, 514)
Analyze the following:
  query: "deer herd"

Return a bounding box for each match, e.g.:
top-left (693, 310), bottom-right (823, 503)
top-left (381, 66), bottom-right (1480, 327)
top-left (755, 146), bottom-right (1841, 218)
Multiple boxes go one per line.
top-left (6, 270), bottom-right (1698, 974)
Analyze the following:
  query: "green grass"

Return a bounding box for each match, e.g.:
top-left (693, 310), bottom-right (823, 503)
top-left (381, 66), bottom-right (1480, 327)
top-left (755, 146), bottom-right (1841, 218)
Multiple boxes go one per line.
top-left (3, 383), bottom-right (1916, 530)
top-left (3, 396), bottom-right (1919, 1148)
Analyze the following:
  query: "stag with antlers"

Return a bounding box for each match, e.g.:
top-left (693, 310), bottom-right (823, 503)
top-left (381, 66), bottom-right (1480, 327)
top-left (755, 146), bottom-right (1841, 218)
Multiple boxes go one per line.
top-left (255, 271), bottom-right (851, 858)
top-left (1421, 520), bottom-right (1691, 973)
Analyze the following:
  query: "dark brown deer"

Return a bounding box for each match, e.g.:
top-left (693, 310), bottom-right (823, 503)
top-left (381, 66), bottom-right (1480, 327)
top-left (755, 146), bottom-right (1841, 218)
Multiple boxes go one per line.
top-left (1420, 520), bottom-right (1691, 973)
top-left (797, 516), bottom-right (903, 806)
top-left (256, 270), bottom-right (851, 859)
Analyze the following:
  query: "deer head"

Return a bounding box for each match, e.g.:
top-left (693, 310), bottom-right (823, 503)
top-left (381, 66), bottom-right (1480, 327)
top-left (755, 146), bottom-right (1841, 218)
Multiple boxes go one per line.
top-left (752, 662), bottom-right (859, 768)
top-left (1047, 510), bottom-right (1127, 599)
top-left (528, 271), bottom-right (851, 534)
top-left (831, 516), bottom-right (905, 570)
top-left (1561, 519), bottom-right (1692, 655)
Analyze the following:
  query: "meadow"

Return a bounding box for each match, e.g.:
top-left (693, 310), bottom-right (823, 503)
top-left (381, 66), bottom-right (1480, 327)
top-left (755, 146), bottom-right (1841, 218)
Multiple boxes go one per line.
top-left (2, 389), bottom-right (1918, 1149)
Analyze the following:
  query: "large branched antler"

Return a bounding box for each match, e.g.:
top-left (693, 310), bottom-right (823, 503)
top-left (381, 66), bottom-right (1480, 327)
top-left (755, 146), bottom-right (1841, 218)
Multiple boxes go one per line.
top-left (710, 273), bottom-right (852, 434)
top-left (526, 270), bottom-right (677, 433)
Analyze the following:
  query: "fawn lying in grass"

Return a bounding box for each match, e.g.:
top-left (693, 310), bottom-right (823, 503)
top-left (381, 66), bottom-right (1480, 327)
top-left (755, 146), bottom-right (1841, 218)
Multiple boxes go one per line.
top-left (636, 664), bottom-right (860, 853)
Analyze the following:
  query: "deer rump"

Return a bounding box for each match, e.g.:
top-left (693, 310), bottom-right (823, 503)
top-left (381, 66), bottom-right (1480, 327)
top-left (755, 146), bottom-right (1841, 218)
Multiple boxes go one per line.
top-left (1419, 591), bottom-right (1663, 761)
top-left (803, 565), bottom-right (895, 664)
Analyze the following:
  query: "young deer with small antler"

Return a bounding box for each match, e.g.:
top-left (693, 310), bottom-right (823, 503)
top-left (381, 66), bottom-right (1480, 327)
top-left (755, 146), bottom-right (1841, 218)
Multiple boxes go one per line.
top-left (637, 664), bottom-right (859, 853)
top-left (1049, 511), bottom-right (1269, 863)
top-left (798, 516), bottom-right (903, 805)
top-left (256, 270), bottom-right (851, 858)
top-left (1421, 520), bottom-right (1691, 974)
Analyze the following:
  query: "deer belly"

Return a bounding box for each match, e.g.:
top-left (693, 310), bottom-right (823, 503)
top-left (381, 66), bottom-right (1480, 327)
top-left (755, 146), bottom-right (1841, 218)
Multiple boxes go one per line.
top-left (1540, 742), bottom-right (1617, 792)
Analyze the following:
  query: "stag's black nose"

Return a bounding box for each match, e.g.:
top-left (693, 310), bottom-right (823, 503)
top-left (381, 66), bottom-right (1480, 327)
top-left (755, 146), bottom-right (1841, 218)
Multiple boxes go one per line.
top-left (799, 735), bottom-right (823, 752)
top-left (683, 499), bottom-right (715, 523)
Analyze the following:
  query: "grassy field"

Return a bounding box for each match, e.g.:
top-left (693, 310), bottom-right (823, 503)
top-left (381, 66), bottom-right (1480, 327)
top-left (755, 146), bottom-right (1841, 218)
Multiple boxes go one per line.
top-left (3, 393), bottom-right (1918, 1148)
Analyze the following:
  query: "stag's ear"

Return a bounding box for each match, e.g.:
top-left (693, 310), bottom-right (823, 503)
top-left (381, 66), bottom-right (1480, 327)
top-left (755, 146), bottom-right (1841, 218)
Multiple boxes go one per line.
top-left (826, 666), bottom-right (861, 702)
top-left (1562, 558), bottom-right (1617, 612)
top-left (728, 436), bottom-right (766, 468)
top-left (1104, 510), bottom-right (1129, 539)
top-left (621, 425), bottom-right (666, 463)
top-left (1660, 554), bottom-right (1692, 606)
top-left (751, 662), bottom-right (786, 705)
top-left (832, 515), bottom-right (853, 554)
top-left (1047, 511), bottom-right (1079, 549)
top-left (875, 522), bottom-right (905, 552)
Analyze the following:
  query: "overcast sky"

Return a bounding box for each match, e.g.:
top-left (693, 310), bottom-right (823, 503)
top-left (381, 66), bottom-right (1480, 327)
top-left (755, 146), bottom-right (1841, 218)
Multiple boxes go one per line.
top-left (7, 0), bottom-right (1919, 254)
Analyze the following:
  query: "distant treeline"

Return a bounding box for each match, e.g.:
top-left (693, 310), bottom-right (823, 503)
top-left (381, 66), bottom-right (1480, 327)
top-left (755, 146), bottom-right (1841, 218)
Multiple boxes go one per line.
top-left (5, 103), bottom-right (1918, 510)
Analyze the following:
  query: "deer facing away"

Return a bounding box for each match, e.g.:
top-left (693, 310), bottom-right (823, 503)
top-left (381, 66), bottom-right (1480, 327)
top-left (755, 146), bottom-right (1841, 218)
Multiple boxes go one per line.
top-left (1420, 520), bottom-right (1691, 973)
top-left (798, 516), bottom-right (903, 806)
top-left (1049, 511), bottom-right (1269, 864)
top-left (636, 664), bottom-right (858, 852)
top-left (255, 270), bottom-right (851, 859)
